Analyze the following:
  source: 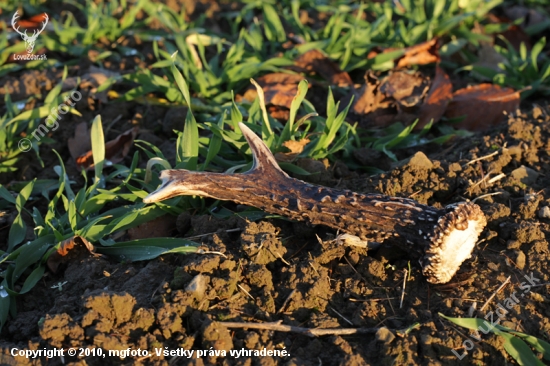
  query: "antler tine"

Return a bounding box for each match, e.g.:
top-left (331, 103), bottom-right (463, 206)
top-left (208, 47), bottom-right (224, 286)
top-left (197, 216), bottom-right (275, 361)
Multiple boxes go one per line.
top-left (11, 10), bottom-right (26, 36)
top-left (38, 13), bottom-right (49, 33)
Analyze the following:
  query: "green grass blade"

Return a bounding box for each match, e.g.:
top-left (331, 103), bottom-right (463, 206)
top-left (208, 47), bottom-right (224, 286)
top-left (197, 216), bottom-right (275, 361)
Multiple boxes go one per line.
top-left (250, 78), bottom-right (274, 142)
top-left (7, 179), bottom-right (35, 251)
top-left (499, 332), bottom-right (546, 366)
top-left (204, 113), bottom-right (225, 170)
top-left (145, 157), bottom-right (172, 183)
top-left (96, 238), bottom-right (199, 261)
top-left (279, 80), bottom-right (308, 147)
top-left (439, 313), bottom-right (491, 330)
top-left (0, 280), bottom-right (11, 331)
top-left (171, 55), bottom-right (199, 170)
top-left (90, 115), bottom-right (105, 183)
top-left (263, 3), bottom-right (286, 42)
top-left (19, 265), bottom-right (46, 294)
top-left (495, 325), bottom-right (550, 361)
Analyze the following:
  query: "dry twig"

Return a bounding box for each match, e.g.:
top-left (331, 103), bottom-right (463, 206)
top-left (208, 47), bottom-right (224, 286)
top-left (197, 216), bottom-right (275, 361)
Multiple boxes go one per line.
top-left (219, 321), bottom-right (387, 337)
top-left (480, 276), bottom-right (511, 312)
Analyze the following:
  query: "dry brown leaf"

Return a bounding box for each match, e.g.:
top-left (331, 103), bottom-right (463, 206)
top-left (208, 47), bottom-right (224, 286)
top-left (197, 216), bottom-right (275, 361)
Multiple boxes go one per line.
top-left (294, 49), bottom-right (353, 86)
top-left (444, 84), bottom-right (520, 131)
top-left (350, 72), bottom-right (390, 116)
top-left (275, 138), bottom-right (310, 163)
top-left (367, 39), bottom-right (440, 68)
top-left (348, 71), bottom-right (427, 128)
top-left (267, 105), bottom-right (290, 121)
top-left (283, 138), bottom-right (310, 154)
top-left (379, 71), bottom-right (428, 107)
top-left (397, 38), bottom-right (440, 68)
top-left (242, 73), bottom-right (306, 109)
top-left (76, 126), bottom-right (140, 170)
top-left (47, 236), bottom-right (96, 273)
top-left (416, 66), bottom-right (453, 130)
top-left (346, 72), bottom-right (400, 128)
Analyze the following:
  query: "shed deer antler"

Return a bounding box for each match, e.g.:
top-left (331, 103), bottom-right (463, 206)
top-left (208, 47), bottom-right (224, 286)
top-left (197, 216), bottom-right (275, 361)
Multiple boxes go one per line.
top-left (11, 11), bottom-right (49, 54)
top-left (144, 123), bottom-right (487, 284)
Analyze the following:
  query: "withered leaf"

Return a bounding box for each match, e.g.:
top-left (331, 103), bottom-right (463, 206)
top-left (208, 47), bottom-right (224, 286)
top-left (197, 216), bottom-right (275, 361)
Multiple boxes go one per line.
top-left (283, 138), bottom-right (310, 154)
top-left (444, 84), bottom-right (520, 131)
top-left (416, 65), bottom-right (453, 130)
top-left (350, 72), bottom-right (390, 116)
top-left (379, 71), bottom-right (428, 107)
top-left (346, 72), bottom-right (398, 128)
top-left (396, 38), bottom-right (440, 68)
top-left (294, 49), bottom-right (353, 86)
top-left (366, 39), bottom-right (440, 68)
top-left (348, 71), bottom-right (425, 128)
top-left (275, 138), bottom-right (311, 163)
top-left (242, 73), bottom-right (306, 109)
top-left (47, 236), bottom-right (96, 273)
top-left (267, 105), bottom-right (290, 121)
top-left (76, 126), bottom-right (139, 170)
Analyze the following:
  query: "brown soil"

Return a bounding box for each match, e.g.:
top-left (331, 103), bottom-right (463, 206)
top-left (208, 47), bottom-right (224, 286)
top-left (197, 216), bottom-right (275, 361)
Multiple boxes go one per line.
top-left (1, 103), bottom-right (549, 365)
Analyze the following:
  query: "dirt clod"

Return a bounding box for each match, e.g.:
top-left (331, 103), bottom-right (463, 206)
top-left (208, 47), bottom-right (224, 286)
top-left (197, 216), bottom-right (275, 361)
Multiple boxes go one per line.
top-left (511, 165), bottom-right (539, 185)
top-left (241, 221), bottom-right (286, 265)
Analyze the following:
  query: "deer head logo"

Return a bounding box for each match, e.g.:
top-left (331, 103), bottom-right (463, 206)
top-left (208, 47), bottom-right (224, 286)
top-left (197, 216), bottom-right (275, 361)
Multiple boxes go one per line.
top-left (11, 11), bottom-right (48, 54)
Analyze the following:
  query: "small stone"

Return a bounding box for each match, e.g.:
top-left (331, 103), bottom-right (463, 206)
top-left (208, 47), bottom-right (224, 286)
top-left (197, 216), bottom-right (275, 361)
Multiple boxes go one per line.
top-left (511, 165), bottom-right (539, 185)
top-left (405, 151), bottom-right (433, 170)
top-left (538, 206), bottom-right (550, 219)
top-left (185, 274), bottom-right (208, 300)
top-left (514, 250), bottom-right (526, 270)
top-left (375, 327), bottom-right (395, 343)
